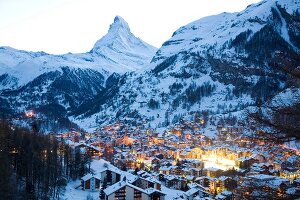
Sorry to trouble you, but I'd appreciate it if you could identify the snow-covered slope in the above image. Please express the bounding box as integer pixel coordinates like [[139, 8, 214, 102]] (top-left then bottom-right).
[[0, 16, 157, 89], [152, 0, 299, 63], [76, 0, 300, 131]]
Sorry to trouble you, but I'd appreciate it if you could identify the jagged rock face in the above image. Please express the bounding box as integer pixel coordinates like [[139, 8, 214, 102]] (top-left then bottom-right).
[[76, 0, 300, 130]]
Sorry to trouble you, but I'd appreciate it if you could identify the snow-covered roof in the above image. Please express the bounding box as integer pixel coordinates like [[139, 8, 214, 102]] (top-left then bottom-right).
[[104, 181, 127, 196], [185, 188, 199, 196], [247, 174, 276, 181], [104, 181, 166, 196], [221, 190, 232, 196], [218, 176, 231, 181], [286, 187, 299, 195], [195, 176, 213, 181], [204, 167, 222, 171], [186, 175, 194, 181], [81, 173, 101, 181], [159, 166, 176, 171]]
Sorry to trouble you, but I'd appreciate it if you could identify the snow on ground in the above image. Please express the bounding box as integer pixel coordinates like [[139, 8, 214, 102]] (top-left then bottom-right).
[[63, 159, 191, 200], [63, 159, 128, 200], [64, 180, 99, 200], [271, 87, 300, 108], [71, 115, 99, 133], [161, 185, 186, 200]]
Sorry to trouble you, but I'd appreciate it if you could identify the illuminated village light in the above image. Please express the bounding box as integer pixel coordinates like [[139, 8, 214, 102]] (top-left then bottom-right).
[[202, 153, 238, 171], [280, 144, 300, 156], [200, 119, 205, 125], [25, 110, 35, 118]]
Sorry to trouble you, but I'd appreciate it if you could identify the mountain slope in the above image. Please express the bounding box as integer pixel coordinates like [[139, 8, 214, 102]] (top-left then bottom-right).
[[77, 0, 300, 131]]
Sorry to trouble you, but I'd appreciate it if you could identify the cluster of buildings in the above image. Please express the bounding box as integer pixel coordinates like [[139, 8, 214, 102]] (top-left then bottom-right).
[[78, 160, 213, 200], [60, 120, 300, 199]]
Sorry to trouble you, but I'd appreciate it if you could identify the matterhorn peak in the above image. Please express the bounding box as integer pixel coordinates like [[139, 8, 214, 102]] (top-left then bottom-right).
[[109, 15, 131, 32], [91, 16, 156, 57], [91, 16, 134, 52]]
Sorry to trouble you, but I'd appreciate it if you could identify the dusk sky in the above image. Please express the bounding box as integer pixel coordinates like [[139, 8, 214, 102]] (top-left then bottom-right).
[[0, 0, 260, 54]]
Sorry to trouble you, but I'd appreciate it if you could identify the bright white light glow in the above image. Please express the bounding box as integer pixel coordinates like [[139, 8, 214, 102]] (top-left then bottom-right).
[[0, 0, 260, 54], [203, 154, 238, 171]]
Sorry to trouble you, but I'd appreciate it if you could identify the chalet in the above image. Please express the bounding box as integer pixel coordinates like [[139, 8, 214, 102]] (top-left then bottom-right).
[[251, 163, 273, 174], [293, 178, 300, 187], [286, 187, 300, 199], [104, 181, 166, 200], [184, 188, 199, 200], [100, 168, 122, 186], [151, 157, 161, 165], [210, 176, 237, 193], [189, 168, 201, 177], [126, 159, 135, 169], [219, 176, 237, 191], [86, 145, 102, 158], [236, 157, 258, 169], [215, 190, 234, 200], [203, 167, 223, 178], [159, 166, 175, 175], [164, 176, 179, 189], [252, 154, 266, 163], [132, 177, 161, 190], [81, 173, 101, 191], [171, 166, 183, 176], [165, 176, 187, 190], [74, 143, 102, 158], [184, 184, 211, 200], [195, 176, 211, 188], [151, 163, 160, 172], [239, 174, 291, 199]]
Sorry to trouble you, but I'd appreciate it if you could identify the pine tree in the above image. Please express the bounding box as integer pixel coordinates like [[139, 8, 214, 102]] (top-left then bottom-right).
[[0, 120, 77, 199]]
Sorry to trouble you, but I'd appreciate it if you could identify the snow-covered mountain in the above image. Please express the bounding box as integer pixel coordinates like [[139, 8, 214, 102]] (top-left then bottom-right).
[[91, 16, 157, 71], [1, 0, 299, 132], [152, 0, 299, 63], [0, 16, 156, 89], [75, 0, 300, 131], [0, 16, 157, 131]]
